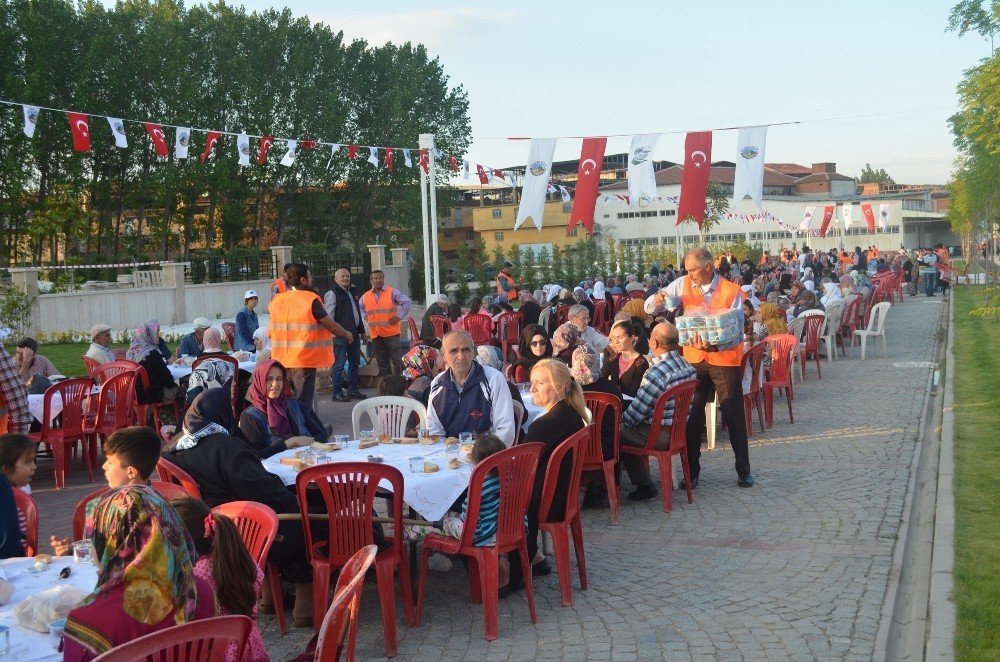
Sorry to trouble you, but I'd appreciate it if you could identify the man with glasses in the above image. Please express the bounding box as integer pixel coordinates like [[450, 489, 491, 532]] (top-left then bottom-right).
[[567, 304, 609, 352]]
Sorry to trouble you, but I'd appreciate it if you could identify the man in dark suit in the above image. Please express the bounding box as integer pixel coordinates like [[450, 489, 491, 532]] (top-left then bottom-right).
[[323, 268, 367, 402]]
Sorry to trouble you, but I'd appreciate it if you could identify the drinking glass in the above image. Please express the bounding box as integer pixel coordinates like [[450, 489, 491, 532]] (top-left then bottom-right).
[[459, 431, 473, 445], [408, 456, 423, 473], [417, 428, 430, 442], [0, 624, 9, 655], [334, 434, 350, 449], [445, 445, 459, 464], [72, 539, 92, 564]]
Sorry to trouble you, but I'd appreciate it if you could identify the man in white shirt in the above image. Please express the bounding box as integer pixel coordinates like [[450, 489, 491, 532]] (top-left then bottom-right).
[[85, 324, 116, 364]]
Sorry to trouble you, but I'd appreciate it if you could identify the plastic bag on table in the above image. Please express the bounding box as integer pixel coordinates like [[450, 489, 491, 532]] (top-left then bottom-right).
[[14, 584, 87, 632]]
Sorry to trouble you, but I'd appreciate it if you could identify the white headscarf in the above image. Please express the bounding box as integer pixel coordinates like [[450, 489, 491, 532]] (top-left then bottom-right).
[[592, 281, 606, 299], [820, 282, 844, 308], [803, 280, 816, 293], [740, 285, 761, 309], [252, 326, 271, 350]]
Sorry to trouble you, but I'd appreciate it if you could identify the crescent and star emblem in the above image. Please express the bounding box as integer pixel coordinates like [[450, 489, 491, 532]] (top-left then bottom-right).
[[581, 158, 597, 175], [690, 150, 707, 167], [75, 120, 89, 137], [262, 138, 272, 150], [153, 128, 164, 141]]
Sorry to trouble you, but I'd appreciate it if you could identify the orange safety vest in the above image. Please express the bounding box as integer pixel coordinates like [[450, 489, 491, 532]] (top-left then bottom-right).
[[497, 272, 518, 301], [680, 276, 745, 367], [272, 277, 288, 295], [268, 289, 333, 369], [361, 286, 401, 339]]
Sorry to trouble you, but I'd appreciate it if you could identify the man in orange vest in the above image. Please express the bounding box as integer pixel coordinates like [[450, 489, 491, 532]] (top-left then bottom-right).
[[268, 263, 353, 406], [496, 261, 519, 302], [645, 247, 754, 488], [270, 262, 291, 298], [359, 269, 411, 378]]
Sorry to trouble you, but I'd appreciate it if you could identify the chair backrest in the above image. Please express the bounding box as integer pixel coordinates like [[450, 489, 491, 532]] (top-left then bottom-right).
[[111, 348, 128, 360], [555, 305, 572, 327], [428, 315, 452, 339], [73, 486, 112, 540], [12, 488, 37, 557], [351, 396, 427, 439], [739, 342, 767, 397], [38, 377, 95, 441], [495, 312, 523, 343], [95, 359, 139, 384], [611, 294, 625, 313], [156, 457, 203, 499], [296, 462, 404, 566], [763, 334, 797, 386], [823, 301, 845, 336], [591, 300, 609, 334], [191, 354, 240, 374], [458, 443, 543, 552], [841, 297, 861, 331], [150, 480, 192, 501], [628, 290, 646, 300], [314, 545, 378, 662], [801, 314, 825, 352], [406, 317, 420, 342], [582, 391, 622, 465], [82, 355, 102, 379], [91, 615, 253, 662], [867, 301, 891, 333], [221, 322, 236, 350], [93, 370, 138, 434], [211, 501, 280, 567], [464, 313, 494, 345], [538, 424, 593, 525], [641, 380, 696, 452]]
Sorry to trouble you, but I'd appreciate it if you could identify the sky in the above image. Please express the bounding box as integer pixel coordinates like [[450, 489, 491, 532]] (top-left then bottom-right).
[[130, 0, 993, 184]]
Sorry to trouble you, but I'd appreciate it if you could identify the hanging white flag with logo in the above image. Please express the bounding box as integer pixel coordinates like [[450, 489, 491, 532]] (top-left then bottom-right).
[[175, 127, 190, 159], [878, 203, 890, 230], [733, 126, 767, 209], [280, 140, 298, 167], [799, 205, 816, 232], [842, 204, 853, 229], [627, 133, 659, 207], [325, 144, 340, 169], [367, 146, 379, 167], [402, 148, 413, 168], [514, 138, 556, 231], [236, 133, 251, 166], [559, 185, 571, 203], [462, 159, 471, 180], [107, 117, 128, 148], [23, 105, 40, 138]]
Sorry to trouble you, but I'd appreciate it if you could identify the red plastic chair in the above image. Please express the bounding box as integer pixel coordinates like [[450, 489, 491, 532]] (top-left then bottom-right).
[[72, 486, 111, 540], [314, 545, 378, 662], [82, 355, 102, 379], [135, 365, 180, 431], [618, 380, 697, 513], [156, 457, 203, 499], [582, 392, 622, 525], [211, 501, 284, 633], [628, 290, 646, 300], [555, 304, 572, 327], [295, 463, 413, 656], [740, 342, 768, 436], [221, 322, 237, 350], [406, 317, 420, 343], [611, 294, 626, 313], [464, 313, 494, 345], [29, 378, 96, 489], [762, 334, 797, 427], [494, 312, 523, 362], [93, 359, 139, 384], [12, 488, 37, 557], [90, 614, 252, 662], [83, 370, 138, 466], [111, 348, 128, 360], [190, 355, 241, 419], [428, 315, 452, 339], [150, 480, 191, 500], [591, 299, 610, 335], [840, 297, 862, 349], [800, 315, 825, 380], [538, 425, 593, 607], [416, 443, 543, 641]]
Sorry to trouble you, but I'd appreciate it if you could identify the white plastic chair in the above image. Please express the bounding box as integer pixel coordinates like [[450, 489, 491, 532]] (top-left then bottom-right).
[[853, 301, 891, 360], [351, 396, 428, 439], [819, 301, 844, 363]]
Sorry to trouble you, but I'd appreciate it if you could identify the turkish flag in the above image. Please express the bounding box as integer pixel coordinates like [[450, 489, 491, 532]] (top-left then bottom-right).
[[568, 137, 607, 234], [258, 136, 274, 165], [861, 203, 876, 233], [385, 147, 394, 172], [418, 149, 429, 173], [144, 122, 168, 157], [347, 144, 359, 159], [200, 131, 220, 163], [676, 131, 713, 227], [300, 140, 317, 150], [476, 164, 489, 185], [450, 155, 458, 173], [67, 112, 90, 152], [819, 205, 836, 237]]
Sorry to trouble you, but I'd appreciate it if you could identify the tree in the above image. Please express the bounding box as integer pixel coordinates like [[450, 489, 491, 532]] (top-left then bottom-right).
[[679, 181, 730, 244], [858, 163, 896, 185]]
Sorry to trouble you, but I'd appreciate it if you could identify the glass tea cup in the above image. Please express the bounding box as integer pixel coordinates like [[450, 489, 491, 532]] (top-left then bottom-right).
[[72, 539, 92, 564]]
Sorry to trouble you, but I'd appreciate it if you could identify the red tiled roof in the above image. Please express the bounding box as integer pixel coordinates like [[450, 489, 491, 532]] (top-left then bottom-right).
[[766, 163, 812, 175], [794, 172, 856, 184], [600, 165, 797, 190]]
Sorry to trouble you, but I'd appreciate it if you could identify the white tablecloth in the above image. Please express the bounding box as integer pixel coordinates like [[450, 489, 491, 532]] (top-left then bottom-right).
[[167, 360, 256, 381], [263, 442, 472, 522], [0, 557, 98, 662], [27, 394, 62, 424]]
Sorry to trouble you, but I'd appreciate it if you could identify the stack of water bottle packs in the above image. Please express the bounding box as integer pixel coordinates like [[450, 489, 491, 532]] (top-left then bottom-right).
[[676, 307, 743, 346]]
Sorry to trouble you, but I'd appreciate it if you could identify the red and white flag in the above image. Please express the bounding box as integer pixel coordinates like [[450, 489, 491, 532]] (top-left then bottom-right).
[[476, 164, 489, 185], [568, 137, 606, 234], [450, 155, 458, 173], [385, 147, 394, 172], [67, 112, 90, 152], [200, 131, 220, 163], [418, 149, 429, 173], [861, 203, 876, 233], [144, 123, 168, 157], [347, 144, 359, 159], [300, 140, 317, 150], [819, 205, 836, 237], [259, 136, 274, 164], [676, 131, 713, 227]]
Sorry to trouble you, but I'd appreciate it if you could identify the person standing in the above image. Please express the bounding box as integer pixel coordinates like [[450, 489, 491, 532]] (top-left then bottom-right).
[[645, 247, 753, 488], [359, 270, 410, 379], [269, 263, 352, 406], [271, 263, 291, 298], [323, 268, 367, 402], [234, 290, 259, 352], [496, 261, 520, 302], [85, 324, 116, 364], [919, 248, 939, 297]]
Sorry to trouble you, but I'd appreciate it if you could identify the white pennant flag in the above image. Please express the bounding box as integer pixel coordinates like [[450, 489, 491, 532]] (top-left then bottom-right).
[[280, 140, 298, 167], [559, 185, 571, 203], [878, 203, 890, 230], [107, 117, 128, 148], [799, 205, 816, 232], [547, 184, 557, 194], [325, 143, 340, 169], [626, 133, 660, 207], [402, 148, 413, 168], [514, 138, 556, 231], [236, 133, 251, 166], [733, 126, 767, 209], [842, 204, 854, 229], [175, 127, 191, 159], [462, 160, 471, 180], [367, 146, 379, 167], [23, 105, 40, 138]]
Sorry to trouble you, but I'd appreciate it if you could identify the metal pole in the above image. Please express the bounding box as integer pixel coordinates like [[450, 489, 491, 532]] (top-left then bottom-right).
[[418, 134, 433, 307], [426, 135, 442, 297]]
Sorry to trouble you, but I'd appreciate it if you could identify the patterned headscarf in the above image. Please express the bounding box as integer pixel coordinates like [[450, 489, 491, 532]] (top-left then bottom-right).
[[519, 290, 537, 304], [201, 327, 223, 353], [839, 274, 857, 296], [172, 388, 235, 451], [402, 344, 439, 382], [551, 322, 581, 354], [126, 319, 160, 363], [759, 303, 788, 336], [79, 484, 199, 626], [248, 359, 291, 434], [570, 345, 600, 385]]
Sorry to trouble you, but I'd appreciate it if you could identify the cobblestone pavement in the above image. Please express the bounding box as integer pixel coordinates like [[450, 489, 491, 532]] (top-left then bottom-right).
[[30, 296, 946, 661]]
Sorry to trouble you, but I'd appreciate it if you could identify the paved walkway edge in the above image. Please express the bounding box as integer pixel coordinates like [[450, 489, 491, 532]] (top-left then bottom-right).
[[927, 293, 956, 659]]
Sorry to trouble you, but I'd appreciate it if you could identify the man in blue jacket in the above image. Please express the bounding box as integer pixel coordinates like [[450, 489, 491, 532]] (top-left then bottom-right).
[[323, 268, 367, 402], [234, 289, 259, 352]]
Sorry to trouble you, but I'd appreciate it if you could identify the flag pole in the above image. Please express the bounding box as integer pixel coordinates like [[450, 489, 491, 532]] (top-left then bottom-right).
[[419, 134, 434, 306], [427, 135, 442, 297]]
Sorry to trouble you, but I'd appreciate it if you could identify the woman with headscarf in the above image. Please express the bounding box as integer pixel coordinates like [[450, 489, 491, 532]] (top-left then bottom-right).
[[510, 324, 552, 383], [793, 290, 825, 318], [570, 344, 621, 510], [518, 290, 541, 327], [572, 286, 594, 318], [820, 281, 844, 309], [126, 319, 178, 407], [163, 388, 316, 626], [252, 326, 271, 361], [239, 359, 328, 458], [62, 485, 216, 660], [401, 344, 444, 405], [839, 274, 857, 297], [759, 302, 789, 337], [550, 321, 582, 362]]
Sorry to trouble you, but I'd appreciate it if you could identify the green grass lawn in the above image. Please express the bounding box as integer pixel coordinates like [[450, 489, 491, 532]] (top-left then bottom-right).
[[28, 342, 176, 377], [952, 286, 1000, 660]]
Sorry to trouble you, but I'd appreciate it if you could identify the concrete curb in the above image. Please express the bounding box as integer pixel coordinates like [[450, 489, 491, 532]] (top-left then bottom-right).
[[927, 293, 956, 659]]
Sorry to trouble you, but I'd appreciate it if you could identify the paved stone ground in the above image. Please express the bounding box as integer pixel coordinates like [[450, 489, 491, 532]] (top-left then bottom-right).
[[29, 296, 946, 661]]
